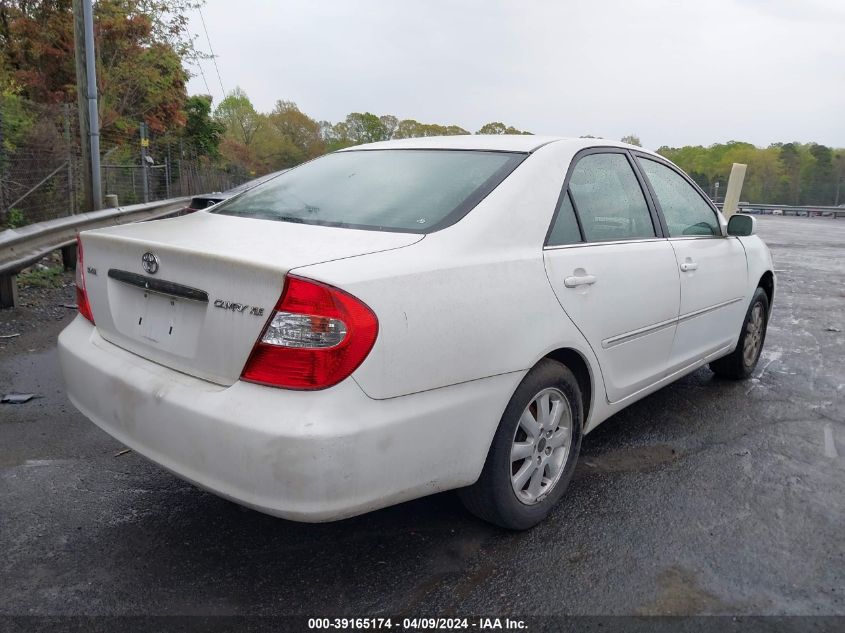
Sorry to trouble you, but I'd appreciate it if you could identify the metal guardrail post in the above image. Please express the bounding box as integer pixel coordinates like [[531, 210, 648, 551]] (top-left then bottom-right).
[[61, 244, 77, 271], [0, 271, 17, 308]]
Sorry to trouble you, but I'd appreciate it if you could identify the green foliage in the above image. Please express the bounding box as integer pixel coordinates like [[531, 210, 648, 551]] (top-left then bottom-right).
[[394, 119, 468, 139], [184, 94, 224, 158], [205, 87, 842, 206], [260, 100, 324, 168], [17, 264, 65, 288], [344, 112, 389, 144], [5, 208, 26, 229], [620, 134, 641, 147], [476, 121, 532, 135], [0, 92, 36, 151], [658, 141, 845, 205], [215, 87, 263, 147], [0, 0, 192, 133]]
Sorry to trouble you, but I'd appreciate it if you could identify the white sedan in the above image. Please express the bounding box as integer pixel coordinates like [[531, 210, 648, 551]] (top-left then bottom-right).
[[59, 136, 774, 529]]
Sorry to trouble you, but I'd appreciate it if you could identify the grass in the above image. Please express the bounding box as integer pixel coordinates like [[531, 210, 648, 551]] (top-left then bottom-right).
[[18, 265, 67, 289]]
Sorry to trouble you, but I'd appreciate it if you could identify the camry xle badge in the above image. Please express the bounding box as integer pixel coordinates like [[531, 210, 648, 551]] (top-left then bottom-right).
[[141, 252, 159, 275], [214, 299, 265, 317]]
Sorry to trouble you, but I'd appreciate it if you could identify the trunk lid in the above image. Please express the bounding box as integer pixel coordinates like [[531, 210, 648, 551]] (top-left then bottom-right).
[[81, 211, 422, 385]]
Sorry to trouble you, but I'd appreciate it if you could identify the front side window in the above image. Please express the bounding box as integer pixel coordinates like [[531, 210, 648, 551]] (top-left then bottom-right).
[[568, 153, 655, 242], [212, 149, 525, 233], [637, 158, 720, 237]]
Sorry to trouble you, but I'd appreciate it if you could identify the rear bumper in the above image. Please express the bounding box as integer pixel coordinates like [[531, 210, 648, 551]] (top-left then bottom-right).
[[58, 316, 522, 521]]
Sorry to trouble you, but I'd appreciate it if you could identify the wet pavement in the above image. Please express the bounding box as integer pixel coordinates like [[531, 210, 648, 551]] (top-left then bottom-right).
[[1, 215, 843, 618]]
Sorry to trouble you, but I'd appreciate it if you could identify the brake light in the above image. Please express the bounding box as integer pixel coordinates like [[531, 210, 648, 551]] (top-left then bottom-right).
[[241, 275, 378, 390], [75, 235, 95, 324]]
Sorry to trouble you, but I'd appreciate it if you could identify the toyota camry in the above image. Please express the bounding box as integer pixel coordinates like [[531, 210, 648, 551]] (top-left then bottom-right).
[[58, 135, 774, 529]]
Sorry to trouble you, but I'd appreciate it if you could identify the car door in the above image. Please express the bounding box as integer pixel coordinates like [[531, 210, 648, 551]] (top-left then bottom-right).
[[543, 149, 680, 404], [634, 155, 748, 373]]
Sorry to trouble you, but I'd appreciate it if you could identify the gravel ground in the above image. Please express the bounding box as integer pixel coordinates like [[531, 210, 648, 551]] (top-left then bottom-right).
[[0, 253, 77, 352], [0, 216, 843, 627]]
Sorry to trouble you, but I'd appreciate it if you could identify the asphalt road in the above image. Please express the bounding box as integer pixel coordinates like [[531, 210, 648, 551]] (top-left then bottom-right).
[[1, 216, 843, 619]]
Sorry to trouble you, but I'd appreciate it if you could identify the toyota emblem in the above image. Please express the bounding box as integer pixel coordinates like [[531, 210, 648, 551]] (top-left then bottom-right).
[[141, 251, 159, 275]]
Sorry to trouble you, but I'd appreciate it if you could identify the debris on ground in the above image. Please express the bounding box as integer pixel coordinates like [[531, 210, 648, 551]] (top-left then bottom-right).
[[1, 393, 39, 404], [0, 333, 21, 339], [825, 326, 841, 332], [60, 304, 78, 310], [114, 448, 132, 457]]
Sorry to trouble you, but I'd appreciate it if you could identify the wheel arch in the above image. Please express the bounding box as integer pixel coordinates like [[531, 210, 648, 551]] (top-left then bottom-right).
[[758, 270, 775, 312], [542, 347, 593, 430]]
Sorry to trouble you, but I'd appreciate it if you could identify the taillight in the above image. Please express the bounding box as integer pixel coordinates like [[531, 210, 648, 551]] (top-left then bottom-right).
[[241, 275, 378, 390], [75, 235, 95, 324]]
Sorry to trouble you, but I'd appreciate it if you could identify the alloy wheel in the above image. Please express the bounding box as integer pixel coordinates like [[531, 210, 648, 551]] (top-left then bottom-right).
[[510, 387, 573, 505]]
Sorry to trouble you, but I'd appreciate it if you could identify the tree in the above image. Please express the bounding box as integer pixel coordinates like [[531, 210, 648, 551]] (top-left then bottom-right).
[[344, 112, 388, 144], [183, 94, 224, 158], [476, 121, 531, 135], [319, 120, 354, 152], [0, 0, 195, 133], [778, 143, 802, 205], [263, 100, 324, 167], [215, 87, 262, 147], [834, 151, 845, 205], [379, 114, 398, 140], [620, 134, 641, 147], [394, 119, 468, 139], [806, 143, 834, 204]]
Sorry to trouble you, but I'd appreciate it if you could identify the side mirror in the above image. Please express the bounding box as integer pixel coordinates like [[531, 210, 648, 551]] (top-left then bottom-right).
[[727, 214, 756, 236]]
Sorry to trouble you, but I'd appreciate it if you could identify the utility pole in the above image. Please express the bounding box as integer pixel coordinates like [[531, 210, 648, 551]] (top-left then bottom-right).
[[140, 122, 150, 203], [72, 0, 102, 211], [63, 103, 75, 215]]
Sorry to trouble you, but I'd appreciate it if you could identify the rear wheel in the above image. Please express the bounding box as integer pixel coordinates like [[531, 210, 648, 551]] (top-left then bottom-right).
[[709, 287, 770, 380], [459, 359, 583, 530]]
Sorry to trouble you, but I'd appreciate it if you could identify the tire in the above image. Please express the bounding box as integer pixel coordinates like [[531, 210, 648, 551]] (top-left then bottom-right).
[[709, 287, 770, 380], [459, 359, 583, 530]]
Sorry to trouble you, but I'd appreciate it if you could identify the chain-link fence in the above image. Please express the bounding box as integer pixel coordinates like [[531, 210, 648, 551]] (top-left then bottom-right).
[[0, 95, 249, 229]]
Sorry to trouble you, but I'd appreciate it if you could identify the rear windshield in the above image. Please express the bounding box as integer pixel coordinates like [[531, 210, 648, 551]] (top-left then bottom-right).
[[211, 149, 525, 233]]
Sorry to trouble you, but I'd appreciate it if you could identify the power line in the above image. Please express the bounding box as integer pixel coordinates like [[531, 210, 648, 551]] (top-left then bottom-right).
[[198, 7, 226, 100], [196, 59, 212, 96], [180, 20, 212, 97]]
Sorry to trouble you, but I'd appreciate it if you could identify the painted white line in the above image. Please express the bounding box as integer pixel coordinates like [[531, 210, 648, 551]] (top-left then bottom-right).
[[823, 423, 839, 459]]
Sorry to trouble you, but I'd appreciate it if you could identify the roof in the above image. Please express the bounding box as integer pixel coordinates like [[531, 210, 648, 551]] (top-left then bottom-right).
[[341, 135, 647, 154], [340, 135, 559, 153]]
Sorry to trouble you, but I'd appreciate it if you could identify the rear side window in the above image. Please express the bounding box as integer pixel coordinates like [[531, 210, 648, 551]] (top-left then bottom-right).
[[568, 153, 655, 242], [548, 191, 583, 245], [637, 158, 720, 237], [212, 149, 525, 233]]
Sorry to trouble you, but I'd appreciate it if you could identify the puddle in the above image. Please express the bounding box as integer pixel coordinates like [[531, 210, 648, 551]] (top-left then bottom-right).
[[638, 567, 733, 615], [576, 444, 680, 478]]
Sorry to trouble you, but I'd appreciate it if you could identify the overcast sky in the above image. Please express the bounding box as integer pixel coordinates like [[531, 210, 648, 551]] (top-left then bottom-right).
[[187, 0, 845, 149]]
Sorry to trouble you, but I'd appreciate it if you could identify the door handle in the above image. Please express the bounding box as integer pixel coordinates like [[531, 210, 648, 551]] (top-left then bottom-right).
[[564, 274, 597, 288], [680, 260, 699, 272]]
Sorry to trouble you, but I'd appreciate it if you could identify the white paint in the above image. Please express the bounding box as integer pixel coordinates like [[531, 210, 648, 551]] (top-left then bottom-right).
[[59, 136, 777, 521], [721, 163, 748, 219]]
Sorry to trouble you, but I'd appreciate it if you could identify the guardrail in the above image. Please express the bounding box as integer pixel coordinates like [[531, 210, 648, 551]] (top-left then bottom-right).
[[0, 197, 190, 308], [717, 202, 845, 218]]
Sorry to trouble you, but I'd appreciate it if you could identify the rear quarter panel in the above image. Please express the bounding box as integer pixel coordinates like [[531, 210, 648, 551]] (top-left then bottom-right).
[[294, 141, 602, 402]]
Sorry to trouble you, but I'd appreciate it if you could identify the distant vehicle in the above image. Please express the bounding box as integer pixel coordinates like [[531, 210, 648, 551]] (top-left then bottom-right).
[[184, 170, 287, 212], [60, 136, 775, 530], [772, 209, 783, 215]]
